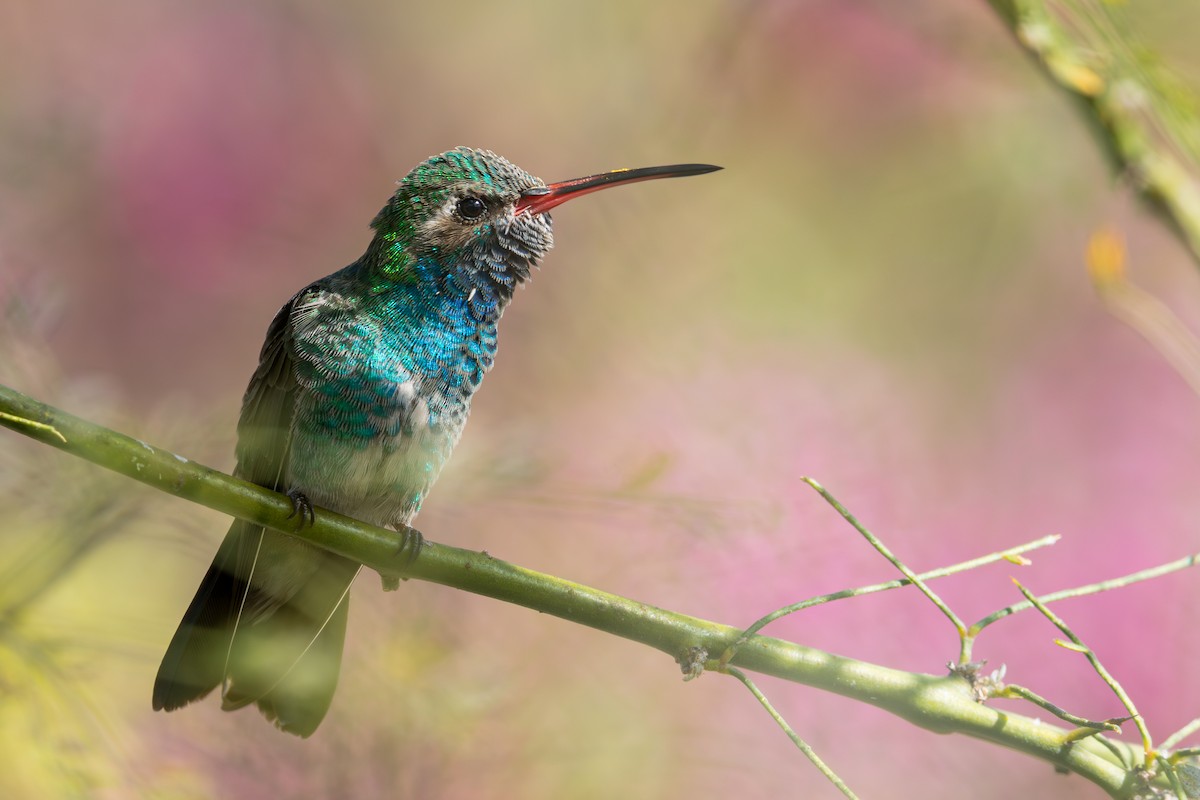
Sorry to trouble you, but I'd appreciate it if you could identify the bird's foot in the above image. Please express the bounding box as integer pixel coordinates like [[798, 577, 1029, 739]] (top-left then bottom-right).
[[286, 489, 315, 528], [380, 526, 425, 591], [397, 526, 425, 565]]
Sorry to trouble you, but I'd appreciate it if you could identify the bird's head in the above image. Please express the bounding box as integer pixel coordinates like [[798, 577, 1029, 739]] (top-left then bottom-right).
[[369, 147, 719, 314]]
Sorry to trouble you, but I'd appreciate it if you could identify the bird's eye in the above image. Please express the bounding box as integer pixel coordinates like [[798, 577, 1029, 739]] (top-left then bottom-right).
[[456, 196, 487, 220]]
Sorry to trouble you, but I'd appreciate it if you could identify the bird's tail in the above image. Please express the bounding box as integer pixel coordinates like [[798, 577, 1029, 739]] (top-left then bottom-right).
[[152, 519, 359, 737]]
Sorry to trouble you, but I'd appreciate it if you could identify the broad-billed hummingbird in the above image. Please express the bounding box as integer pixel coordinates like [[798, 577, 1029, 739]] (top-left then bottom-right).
[[152, 147, 720, 736]]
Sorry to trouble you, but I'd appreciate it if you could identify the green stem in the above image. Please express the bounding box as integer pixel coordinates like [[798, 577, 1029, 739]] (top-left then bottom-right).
[[726, 667, 858, 798], [0, 381, 1148, 796]]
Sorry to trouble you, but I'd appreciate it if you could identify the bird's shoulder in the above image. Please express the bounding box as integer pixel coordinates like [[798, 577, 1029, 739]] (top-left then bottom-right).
[[234, 291, 303, 486], [233, 273, 358, 478]]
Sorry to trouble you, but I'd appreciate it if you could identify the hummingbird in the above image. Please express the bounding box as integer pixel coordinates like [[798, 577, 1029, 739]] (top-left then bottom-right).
[[151, 147, 720, 736]]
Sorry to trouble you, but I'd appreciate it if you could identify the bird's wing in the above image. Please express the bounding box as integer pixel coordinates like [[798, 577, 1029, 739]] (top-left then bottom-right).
[[154, 290, 358, 737], [228, 287, 371, 736], [153, 295, 302, 715], [234, 295, 300, 491]]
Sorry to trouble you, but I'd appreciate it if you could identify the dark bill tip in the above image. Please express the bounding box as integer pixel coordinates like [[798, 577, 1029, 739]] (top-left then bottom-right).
[[516, 163, 722, 215]]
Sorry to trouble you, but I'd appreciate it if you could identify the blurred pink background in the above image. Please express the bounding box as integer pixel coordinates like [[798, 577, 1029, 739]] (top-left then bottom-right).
[[3, 1, 1200, 797]]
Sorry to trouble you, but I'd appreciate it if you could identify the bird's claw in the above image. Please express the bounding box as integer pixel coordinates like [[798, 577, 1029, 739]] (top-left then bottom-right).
[[286, 490, 315, 528], [380, 527, 424, 590], [397, 526, 424, 565]]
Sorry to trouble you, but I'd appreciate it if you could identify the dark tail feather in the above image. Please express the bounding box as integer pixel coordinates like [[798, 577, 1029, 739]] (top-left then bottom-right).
[[219, 551, 355, 737], [153, 521, 249, 713], [153, 520, 359, 737]]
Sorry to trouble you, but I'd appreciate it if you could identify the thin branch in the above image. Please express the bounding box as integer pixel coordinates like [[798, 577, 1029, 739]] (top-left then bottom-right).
[[968, 554, 1200, 644], [1168, 747, 1200, 762], [721, 534, 1057, 665], [1014, 579, 1154, 761], [725, 666, 858, 798], [1161, 762, 1190, 800], [0, 382, 1159, 796], [801, 477, 969, 653], [1164, 718, 1200, 753], [998, 684, 1125, 733]]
